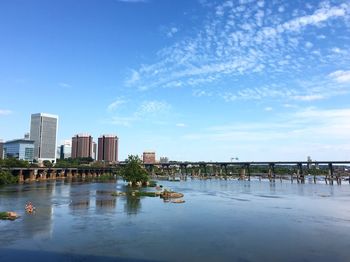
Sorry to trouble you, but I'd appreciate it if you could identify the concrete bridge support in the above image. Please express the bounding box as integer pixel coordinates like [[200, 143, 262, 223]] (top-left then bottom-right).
[[18, 169, 24, 183], [268, 163, 275, 180], [328, 163, 334, 185], [240, 167, 246, 179], [29, 170, 35, 182], [58, 170, 65, 179], [49, 170, 56, 180], [297, 163, 304, 183]]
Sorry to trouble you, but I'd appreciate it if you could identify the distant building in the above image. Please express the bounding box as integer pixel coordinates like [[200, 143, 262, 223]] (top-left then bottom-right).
[[24, 133, 30, 140], [3, 139, 35, 162], [58, 140, 72, 159], [159, 157, 169, 163], [71, 134, 93, 159], [98, 135, 119, 163], [0, 140, 4, 159], [92, 142, 97, 161], [30, 113, 58, 163], [143, 151, 156, 164]]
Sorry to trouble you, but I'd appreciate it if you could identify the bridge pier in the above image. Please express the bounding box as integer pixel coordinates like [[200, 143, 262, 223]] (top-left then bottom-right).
[[57, 170, 63, 179], [49, 170, 56, 180], [297, 163, 304, 183], [328, 163, 334, 185], [18, 169, 24, 183], [29, 170, 35, 182], [224, 164, 228, 176], [268, 163, 275, 180]]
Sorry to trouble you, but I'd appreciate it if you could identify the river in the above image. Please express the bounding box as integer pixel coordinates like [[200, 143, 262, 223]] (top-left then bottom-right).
[[0, 178, 350, 261]]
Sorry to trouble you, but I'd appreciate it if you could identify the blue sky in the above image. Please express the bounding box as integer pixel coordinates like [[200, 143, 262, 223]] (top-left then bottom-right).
[[0, 0, 350, 161]]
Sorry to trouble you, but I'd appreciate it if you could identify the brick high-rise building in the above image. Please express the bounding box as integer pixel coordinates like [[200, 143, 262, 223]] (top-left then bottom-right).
[[98, 135, 118, 163], [71, 134, 93, 159], [143, 151, 156, 164]]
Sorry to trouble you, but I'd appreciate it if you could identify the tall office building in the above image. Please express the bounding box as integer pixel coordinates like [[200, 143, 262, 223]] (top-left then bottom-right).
[[143, 151, 156, 164], [92, 142, 97, 161], [30, 113, 58, 163], [98, 135, 118, 163], [71, 134, 93, 158], [0, 140, 4, 159]]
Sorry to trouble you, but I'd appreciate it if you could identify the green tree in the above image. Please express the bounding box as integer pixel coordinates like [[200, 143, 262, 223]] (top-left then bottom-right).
[[0, 170, 18, 185], [43, 160, 53, 168], [121, 155, 149, 186], [0, 158, 29, 168]]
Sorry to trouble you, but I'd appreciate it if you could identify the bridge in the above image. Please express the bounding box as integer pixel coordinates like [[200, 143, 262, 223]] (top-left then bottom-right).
[[2, 160, 350, 184]]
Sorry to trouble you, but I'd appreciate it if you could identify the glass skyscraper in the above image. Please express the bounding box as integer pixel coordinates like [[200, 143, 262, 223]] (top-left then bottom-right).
[[30, 113, 58, 163]]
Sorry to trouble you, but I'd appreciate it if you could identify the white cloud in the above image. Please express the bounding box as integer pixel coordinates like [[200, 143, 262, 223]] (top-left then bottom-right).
[[329, 70, 350, 83], [167, 27, 179, 38], [107, 100, 172, 126], [110, 116, 136, 126], [58, 82, 72, 88], [293, 94, 325, 101], [125, 1, 350, 94], [305, 41, 313, 48], [264, 107, 273, 111], [107, 98, 127, 111], [193, 89, 212, 97], [280, 4, 348, 32], [125, 70, 140, 87], [176, 123, 186, 127], [137, 101, 171, 115], [0, 109, 12, 116]]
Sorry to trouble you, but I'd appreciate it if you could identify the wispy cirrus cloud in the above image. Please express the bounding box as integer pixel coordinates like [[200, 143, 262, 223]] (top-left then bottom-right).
[[0, 109, 12, 116], [176, 123, 186, 127], [167, 27, 179, 38], [107, 98, 127, 111], [107, 100, 171, 126], [136, 100, 171, 115], [125, 0, 350, 102], [329, 70, 350, 83], [58, 82, 72, 88]]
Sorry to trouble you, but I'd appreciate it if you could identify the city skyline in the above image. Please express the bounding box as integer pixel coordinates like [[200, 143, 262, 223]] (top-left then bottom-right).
[[1, 0, 350, 161]]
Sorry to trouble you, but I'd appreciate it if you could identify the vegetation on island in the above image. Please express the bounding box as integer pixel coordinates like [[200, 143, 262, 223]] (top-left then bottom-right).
[[121, 155, 149, 186], [0, 212, 10, 219], [0, 211, 19, 220]]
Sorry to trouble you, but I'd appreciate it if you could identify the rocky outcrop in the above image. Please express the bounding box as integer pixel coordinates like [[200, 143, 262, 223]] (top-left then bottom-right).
[[160, 191, 184, 199]]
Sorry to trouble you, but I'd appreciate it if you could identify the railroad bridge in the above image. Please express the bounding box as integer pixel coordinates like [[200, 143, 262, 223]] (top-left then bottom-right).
[[5, 167, 117, 183], [3, 160, 350, 184]]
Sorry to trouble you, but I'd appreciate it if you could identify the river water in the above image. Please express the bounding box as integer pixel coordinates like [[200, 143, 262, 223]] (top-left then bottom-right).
[[0, 178, 350, 262]]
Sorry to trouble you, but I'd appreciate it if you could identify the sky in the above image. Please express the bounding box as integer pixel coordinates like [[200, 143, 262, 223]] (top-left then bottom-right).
[[0, 0, 350, 162]]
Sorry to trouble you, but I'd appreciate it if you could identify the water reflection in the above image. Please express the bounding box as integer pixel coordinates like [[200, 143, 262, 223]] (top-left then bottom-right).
[[124, 196, 141, 215], [1, 179, 350, 262], [96, 190, 116, 209]]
